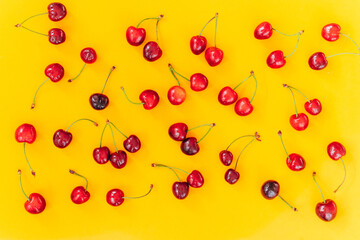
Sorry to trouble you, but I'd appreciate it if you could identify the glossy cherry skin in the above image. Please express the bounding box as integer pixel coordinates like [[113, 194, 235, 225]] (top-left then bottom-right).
[[225, 169, 240, 184], [261, 180, 279, 199], [218, 86, 238, 105], [190, 73, 208, 91], [205, 47, 224, 67], [305, 99, 322, 115], [168, 123, 188, 141], [89, 94, 109, 110], [25, 193, 46, 214], [53, 129, 72, 148], [309, 52, 328, 70], [290, 113, 309, 131], [219, 150, 233, 166], [316, 199, 337, 222], [123, 135, 141, 153], [106, 189, 124, 206], [286, 153, 306, 171], [190, 36, 207, 55], [15, 124, 36, 144], [48, 3, 67, 21], [267, 50, 286, 68], [187, 170, 204, 188], [126, 26, 146, 46], [168, 86, 186, 105], [181, 137, 199, 155], [93, 147, 110, 164], [235, 97, 253, 116], [45, 63, 64, 82], [322, 24, 341, 42], [254, 22, 273, 39], [139, 90, 159, 110], [110, 151, 127, 169], [327, 142, 346, 160], [81, 48, 97, 64], [71, 186, 90, 204], [48, 28, 65, 45], [143, 41, 162, 62], [172, 182, 189, 200]]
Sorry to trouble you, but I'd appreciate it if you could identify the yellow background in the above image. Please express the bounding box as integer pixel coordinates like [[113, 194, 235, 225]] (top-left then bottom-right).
[[0, 0, 360, 239]]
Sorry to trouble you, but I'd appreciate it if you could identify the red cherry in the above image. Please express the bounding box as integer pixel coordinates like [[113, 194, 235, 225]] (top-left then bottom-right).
[[167, 86, 186, 105], [168, 123, 188, 141], [187, 170, 204, 188], [190, 73, 208, 91], [143, 41, 162, 62], [218, 86, 238, 105], [18, 170, 45, 214], [327, 142, 346, 160], [205, 47, 224, 67], [290, 113, 309, 131], [224, 169, 240, 184], [110, 151, 127, 169], [190, 36, 207, 55], [123, 135, 141, 153], [45, 63, 64, 82], [309, 52, 328, 70], [15, 124, 36, 144], [81, 48, 97, 64], [139, 90, 160, 109], [322, 24, 341, 42], [267, 50, 286, 68], [53, 130, 72, 148], [48, 3, 67, 21], [172, 182, 189, 200], [126, 26, 146, 46], [71, 186, 90, 204], [261, 180, 297, 211], [234, 97, 253, 116], [278, 130, 306, 171], [181, 137, 199, 156], [93, 147, 110, 164], [219, 150, 233, 166], [254, 22, 273, 39], [316, 199, 337, 222], [305, 99, 322, 115], [48, 28, 65, 45], [106, 189, 124, 206]]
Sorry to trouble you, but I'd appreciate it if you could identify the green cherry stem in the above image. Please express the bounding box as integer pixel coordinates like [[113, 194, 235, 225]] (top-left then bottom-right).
[[18, 170, 30, 201], [99, 123, 109, 147], [283, 84, 310, 103], [284, 31, 304, 58], [107, 121, 128, 139], [214, 13, 219, 48], [101, 66, 116, 94], [233, 73, 252, 91], [136, 15, 163, 28], [326, 52, 360, 59], [278, 131, 290, 160], [65, 119, 98, 132], [340, 32, 360, 54], [122, 184, 153, 199], [195, 123, 216, 144], [168, 64, 180, 86], [68, 63, 87, 82], [199, 13, 217, 37], [121, 87, 145, 105], [69, 169, 89, 192], [234, 137, 257, 170], [277, 195, 298, 211], [284, 85, 298, 118], [226, 132, 260, 151], [250, 71, 257, 103], [155, 15, 164, 44], [168, 64, 190, 83], [16, 12, 48, 27], [23, 143, 35, 176], [152, 164, 181, 182], [313, 172, 326, 203], [31, 78, 50, 109], [272, 28, 301, 37], [152, 163, 190, 175], [108, 124, 118, 153], [334, 157, 347, 193]]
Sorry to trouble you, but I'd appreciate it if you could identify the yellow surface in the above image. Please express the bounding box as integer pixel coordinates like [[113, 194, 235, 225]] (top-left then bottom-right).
[[1, 0, 360, 239]]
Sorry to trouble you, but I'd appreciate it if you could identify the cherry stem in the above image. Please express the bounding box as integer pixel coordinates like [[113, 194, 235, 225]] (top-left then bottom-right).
[[18, 170, 30, 202], [69, 169, 88, 192], [283, 84, 310, 103], [31, 78, 50, 109], [168, 64, 180, 86], [16, 12, 48, 27], [107, 121, 128, 139], [278, 130, 290, 160], [199, 13, 217, 36], [152, 163, 181, 181], [234, 137, 256, 170], [152, 163, 190, 175], [68, 63, 87, 82], [226, 133, 260, 150], [285, 31, 303, 58], [99, 123, 109, 147], [121, 87, 145, 105], [107, 124, 118, 153], [340, 32, 360, 54], [313, 172, 326, 203], [326, 52, 360, 59], [23, 143, 35, 176], [155, 15, 164, 44], [101, 66, 116, 94], [122, 184, 153, 199], [16, 25, 48, 37], [233, 73, 252, 90], [249, 71, 257, 103], [168, 64, 190, 83], [334, 157, 346, 193], [136, 15, 163, 28], [196, 123, 216, 144], [65, 119, 98, 132], [285, 86, 298, 118], [272, 28, 301, 37], [277, 195, 298, 211], [214, 13, 219, 48]]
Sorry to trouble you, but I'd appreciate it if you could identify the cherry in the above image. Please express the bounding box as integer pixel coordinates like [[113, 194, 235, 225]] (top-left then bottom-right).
[[15, 124, 36, 176], [168, 123, 188, 142], [68, 48, 97, 82], [48, 3, 67, 21], [278, 130, 305, 171], [218, 87, 238, 105], [121, 87, 159, 110], [313, 172, 337, 221], [69, 169, 90, 204], [261, 180, 297, 211], [180, 123, 215, 156], [106, 184, 153, 206], [224, 169, 240, 184], [254, 22, 273, 39], [168, 86, 186, 105], [284, 85, 309, 131], [53, 119, 98, 148], [235, 98, 253, 116], [327, 142, 347, 193], [205, 47, 223, 67], [172, 182, 189, 200], [107, 120, 141, 153], [89, 66, 116, 110], [126, 15, 163, 46], [190, 14, 218, 55], [106, 121, 128, 169], [93, 124, 111, 164], [322, 24, 341, 42], [143, 16, 163, 62], [18, 170, 46, 214], [48, 28, 66, 44], [308, 52, 328, 70]]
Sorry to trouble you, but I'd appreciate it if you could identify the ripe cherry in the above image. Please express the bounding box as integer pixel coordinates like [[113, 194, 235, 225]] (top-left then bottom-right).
[[48, 3, 67, 21], [121, 87, 160, 110], [106, 185, 153, 206], [322, 24, 341, 42], [68, 48, 97, 82], [234, 72, 258, 116], [15, 124, 36, 176], [48, 28, 66, 44], [69, 169, 90, 204], [53, 119, 98, 148], [108, 120, 141, 153], [143, 16, 164, 62], [31, 63, 64, 109], [313, 172, 337, 221], [89, 66, 116, 110], [203, 13, 224, 67], [180, 123, 215, 156], [107, 122, 128, 169], [169, 123, 188, 141], [168, 86, 186, 105], [261, 180, 297, 211], [278, 130, 305, 171], [172, 182, 189, 200], [190, 13, 218, 55], [18, 170, 46, 214], [93, 124, 111, 164], [284, 85, 309, 131], [327, 142, 347, 193], [126, 15, 163, 46], [308, 52, 328, 70], [224, 169, 240, 184], [254, 22, 273, 39]]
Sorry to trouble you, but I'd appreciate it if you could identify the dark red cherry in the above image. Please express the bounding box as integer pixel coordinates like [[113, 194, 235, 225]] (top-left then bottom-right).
[[305, 99, 322, 115], [81, 48, 97, 64], [45, 63, 64, 82], [190, 36, 207, 55], [261, 180, 279, 199], [254, 22, 273, 39], [187, 170, 204, 188], [139, 90, 159, 109], [25, 193, 46, 214], [126, 26, 146, 46], [110, 151, 127, 169], [225, 169, 240, 184], [290, 113, 309, 131], [71, 186, 90, 204], [89, 94, 109, 110], [169, 123, 188, 142], [267, 50, 286, 68], [219, 150, 233, 166], [309, 52, 328, 70], [234, 97, 253, 116], [327, 142, 346, 160], [48, 28, 65, 45], [143, 41, 162, 62], [190, 73, 208, 91], [205, 47, 224, 67], [218, 86, 238, 105], [48, 3, 67, 22], [167, 86, 186, 105], [287, 153, 306, 171], [93, 147, 110, 164], [181, 137, 199, 155], [15, 124, 36, 144], [106, 189, 124, 206], [316, 199, 337, 222], [123, 135, 141, 153], [53, 129, 72, 148], [172, 182, 189, 200], [322, 24, 341, 42]]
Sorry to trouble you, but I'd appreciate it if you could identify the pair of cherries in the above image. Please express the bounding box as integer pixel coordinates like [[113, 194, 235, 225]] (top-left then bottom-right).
[[152, 164, 204, 200], [168, 122, 215, 156], [309, 23, 360, 70], [126, 15, 164, 62], [167, 64, 208, 105], [16, 2, 67, 45], [255, 22, 304, 68], [190, 13, 224, 67], [218, 71, 258, 116]]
